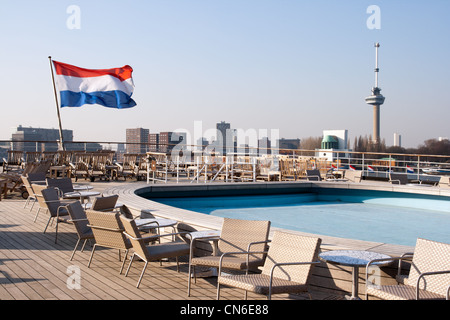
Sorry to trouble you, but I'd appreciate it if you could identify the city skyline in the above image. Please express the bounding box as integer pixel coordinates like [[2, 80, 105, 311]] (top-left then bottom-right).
[[1, 1, 449, 148]]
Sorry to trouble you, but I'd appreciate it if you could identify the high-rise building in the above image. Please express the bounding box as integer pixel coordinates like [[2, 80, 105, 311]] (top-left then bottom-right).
[[394, 133, 402, 147], [11, 125, 74, 152], [126, 128, 149, 153], [278, 138, 300, 154], [258, 137, 271, 155], [216, 121, 231, 155], [149, 133, 159, 152], [159, 132, 186, 154]]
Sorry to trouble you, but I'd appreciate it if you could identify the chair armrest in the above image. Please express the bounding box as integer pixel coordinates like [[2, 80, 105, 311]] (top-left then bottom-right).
[[68, 218, 88, 223], [397, 252, 414, 276], [416, 270, 450, 300], [247, 240, 271, 252], [123, 231, 189, 241], [267, 261, 320, 299], [87, 224, 123, 232]]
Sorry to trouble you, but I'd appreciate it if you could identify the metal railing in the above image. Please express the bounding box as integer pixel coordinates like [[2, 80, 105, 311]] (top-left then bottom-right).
[[1, 140, 449, 185]]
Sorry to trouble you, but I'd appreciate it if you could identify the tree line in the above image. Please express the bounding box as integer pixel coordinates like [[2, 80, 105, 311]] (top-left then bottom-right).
[[301, 135, 450, 157]]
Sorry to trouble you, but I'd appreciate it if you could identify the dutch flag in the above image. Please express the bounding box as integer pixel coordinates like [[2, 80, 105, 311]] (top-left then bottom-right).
[[52, 60, 136, 109], [349, 165, 356, 171], [406, 165, 414, 173], [367, 165, 374, 172]]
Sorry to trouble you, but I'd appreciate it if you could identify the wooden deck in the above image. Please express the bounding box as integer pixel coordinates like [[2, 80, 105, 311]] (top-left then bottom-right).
[[0, 182, 344, 301], [1, 178, 429, 303]]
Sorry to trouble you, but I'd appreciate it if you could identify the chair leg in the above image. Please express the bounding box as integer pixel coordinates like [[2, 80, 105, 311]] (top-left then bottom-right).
[[43, 217, 52, 233], [119, 249, 129, 274], [80, 239, 88, 252], [34, 208, 41, 222], [136, 261, 149, 288], [70, 238, 81, 261], [54, 219, 59, 243], [24, 197, 30, 208], [87, 244, 97, 268], [187, 262, 192, 296], [125, 253, 135, 277], [216, 282, 221, 300]]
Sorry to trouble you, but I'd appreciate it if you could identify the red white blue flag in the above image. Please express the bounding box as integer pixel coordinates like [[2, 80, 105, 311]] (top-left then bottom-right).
[[52, 60, 136, 109], [406, 165, 414, 173]]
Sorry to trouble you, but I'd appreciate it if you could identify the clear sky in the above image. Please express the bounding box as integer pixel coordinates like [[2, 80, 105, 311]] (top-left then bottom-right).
[[0, 0, 449, 148]]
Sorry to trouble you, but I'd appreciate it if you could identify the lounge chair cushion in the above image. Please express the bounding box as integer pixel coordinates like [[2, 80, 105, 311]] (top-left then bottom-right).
[[366, 284, 445, 300], [147, 242, 190, 262], [218, 273, 308, 295], [191, 255, 264, 270]]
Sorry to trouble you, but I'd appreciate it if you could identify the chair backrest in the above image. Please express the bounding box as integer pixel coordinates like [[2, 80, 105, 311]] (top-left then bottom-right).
[[91, 195, 119, 211], [119, 204, 134, 219], [46, 177, 74, 193], [66, 201, 91, 236], [262, 231, 321, 284], [439, 176, 450, 187], [406, 238, 450, 296], [217, 218, 270, 260], [32, 184, 49, 208], [344, 170, 362, 182], [119, 215, 150, 261], [41, 187, 64, 217], [27, 172, 47, 182], [306, 169, 322, 181], [389, 173, 408, 185], [85, 210, 130, 250], [21, 175, 34, 196]]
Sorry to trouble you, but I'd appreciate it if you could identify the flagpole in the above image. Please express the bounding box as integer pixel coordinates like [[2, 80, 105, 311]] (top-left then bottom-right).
[[48, 56, 65, 151]]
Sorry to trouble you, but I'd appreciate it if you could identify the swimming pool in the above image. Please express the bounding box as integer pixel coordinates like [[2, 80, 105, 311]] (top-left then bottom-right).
[[143, 187, 450, 247]]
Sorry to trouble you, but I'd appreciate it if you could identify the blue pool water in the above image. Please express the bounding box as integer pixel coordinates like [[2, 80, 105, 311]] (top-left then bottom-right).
[[148, 190, 450, 247]]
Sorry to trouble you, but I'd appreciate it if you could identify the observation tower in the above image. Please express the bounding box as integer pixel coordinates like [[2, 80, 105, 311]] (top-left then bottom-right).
[[365, 43, 385, 144]]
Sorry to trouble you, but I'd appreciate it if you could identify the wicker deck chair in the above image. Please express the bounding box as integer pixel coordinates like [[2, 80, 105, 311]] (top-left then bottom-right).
[[389, 173, 409, 185], [34, 187, 76, 243], [343, 170, 362, 183], [21, 175, 38, 211], [365, 238, 450, 300], [187, 218, 271, 297], [306, 169, 322, 181], [120, 214, 190, 288], [216, 231, 321, 300], [85, 210, 131, 274], [46, 177, 74, 196], [65, 201, 94, 261]]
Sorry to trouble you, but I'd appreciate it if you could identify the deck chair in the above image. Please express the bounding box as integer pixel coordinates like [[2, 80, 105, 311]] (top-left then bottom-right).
[[344, 170, 362, 183], [65, 201, 95, 261], [217, 231, 321, 300], [120, 214, 190, 288], [46, 177, 75, 196], [187, 218, 271, 296], [306, 169, 322, 181], [85, 210, 132, 274], [21, 175, 38, 211], [438, 176, 450, 188], [22, 173, 46, 209], [35, 187, 76, 243], [365, 238, 450, 300], [389, 173, 409, 185]]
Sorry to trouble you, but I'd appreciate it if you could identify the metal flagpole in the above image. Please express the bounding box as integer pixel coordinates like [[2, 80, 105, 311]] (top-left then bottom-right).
[[48, 56, 65, 151]]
